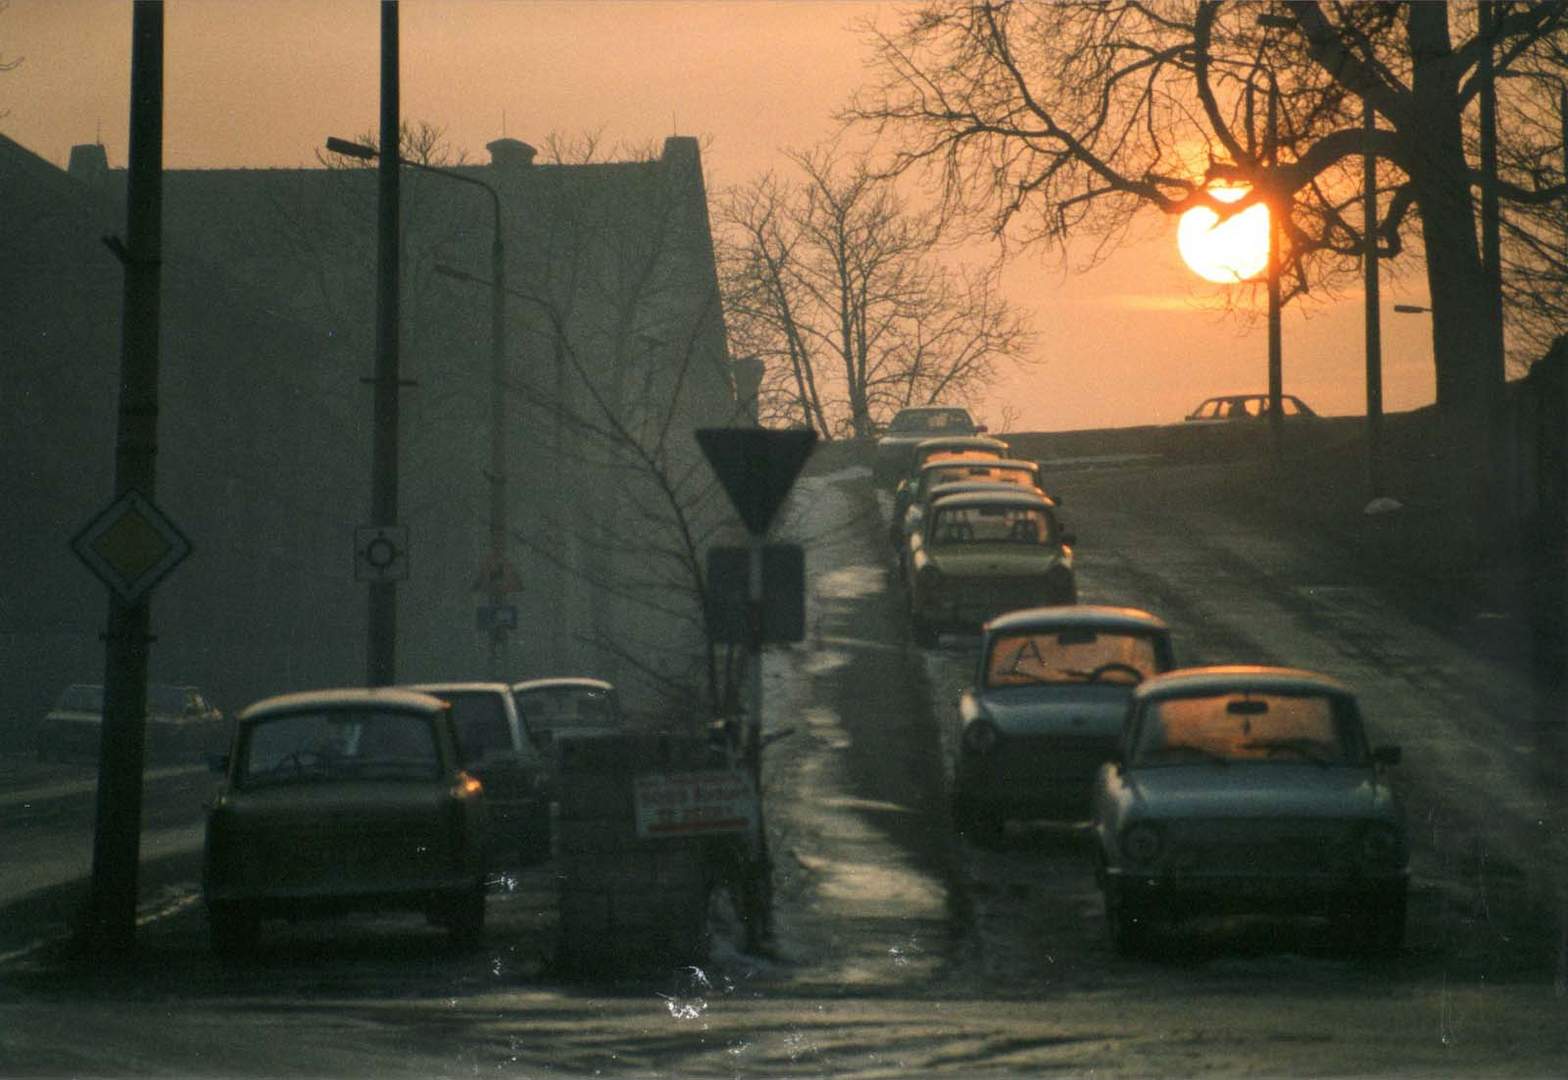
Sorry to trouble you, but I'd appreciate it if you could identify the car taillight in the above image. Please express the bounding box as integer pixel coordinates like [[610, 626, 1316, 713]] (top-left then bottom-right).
[[1120, 822, 1163, 867], [962, 718, 999, 756], [450, 772, 483, 799]]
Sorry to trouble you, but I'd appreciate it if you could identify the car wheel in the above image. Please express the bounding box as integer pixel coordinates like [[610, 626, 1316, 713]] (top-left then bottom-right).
[[444, 884, 487, 947], [1104, 888, 1155, 957], [208, 902, 260, 957], [952, 798, 1004, 849], [1340, 885, 1406, 957]]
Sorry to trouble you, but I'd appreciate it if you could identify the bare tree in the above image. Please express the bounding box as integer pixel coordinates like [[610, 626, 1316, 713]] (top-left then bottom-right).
[[849, 1, 1568, 541], [717, 144, 1035, 439]]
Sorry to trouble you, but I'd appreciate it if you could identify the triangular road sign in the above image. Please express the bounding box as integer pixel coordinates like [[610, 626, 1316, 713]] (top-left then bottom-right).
[[696, 427, 818, 535]]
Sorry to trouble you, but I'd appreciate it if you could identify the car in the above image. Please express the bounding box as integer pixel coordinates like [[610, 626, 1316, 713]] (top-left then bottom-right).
[[1183, 393, 1317, 423], [906, 489, 1076, 646], [872, 405, 986, 484], [201, 687, 489, 955], [510, 676, 625, 797], [36, 682, 228, 763], [901, 434, 1011, 485], [951, 606, 1176, 847], [894, 457, 1057, 556], [404, 681, 553, 866], [1092, 666, 1407, 956], [510, 677, 625, 746]]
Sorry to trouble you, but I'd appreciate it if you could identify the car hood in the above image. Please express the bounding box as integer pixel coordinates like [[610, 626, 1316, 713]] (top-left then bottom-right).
[[976, 685, 1131, 735], [1123, 764, 1388, 820]]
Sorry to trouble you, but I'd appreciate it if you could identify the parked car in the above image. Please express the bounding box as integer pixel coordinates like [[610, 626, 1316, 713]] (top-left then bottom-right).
[[1092, 666, 1407, 956], [872, 406, 986, 484], [890, 452, 1041, 544], [405, 681, 552, 866], [907, 490, 1076, 646], [1184, 393, 1317, 423], [202, 687, 489, 955], [952, 606, 1175, 846], [894, 457, 1057, 555], [36, 682, 228, 763], [510, 677, 624, 745]]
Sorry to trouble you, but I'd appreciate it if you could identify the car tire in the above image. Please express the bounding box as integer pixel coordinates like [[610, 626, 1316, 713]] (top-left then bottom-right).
[[444, 884, 487, 947], [208, 902, 260, 957], [521, 798, 553, 865], [1104, 888, 1155, 957], [952, 798, 1004, 849], [1340, 884, 1406, 957]]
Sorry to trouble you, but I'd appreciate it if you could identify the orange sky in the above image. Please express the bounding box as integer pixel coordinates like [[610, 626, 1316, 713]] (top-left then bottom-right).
[[0, 0, 1437, 432]]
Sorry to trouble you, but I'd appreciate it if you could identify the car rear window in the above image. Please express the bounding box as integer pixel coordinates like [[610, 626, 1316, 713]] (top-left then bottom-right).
[[986, 631, 1163, 688], [238, 709, 440, 785], [930, 505, 1055, 545], [1134, 692, 1367, 766], [515, 688, 618, 737]]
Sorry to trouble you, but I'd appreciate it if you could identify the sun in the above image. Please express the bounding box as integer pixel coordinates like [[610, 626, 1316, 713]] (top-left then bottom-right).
[[1177, 186, 1270, 284]]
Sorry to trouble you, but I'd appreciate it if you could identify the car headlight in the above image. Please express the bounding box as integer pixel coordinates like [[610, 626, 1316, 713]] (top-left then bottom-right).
[[962, 718, 1000, 756], [1357, 822, 1406, 869], [1119, 822, 1163, 867]]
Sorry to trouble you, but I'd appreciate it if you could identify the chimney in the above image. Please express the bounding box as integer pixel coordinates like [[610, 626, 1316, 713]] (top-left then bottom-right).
[[68, 143, 110, 187], [487, 138, 537, 173]]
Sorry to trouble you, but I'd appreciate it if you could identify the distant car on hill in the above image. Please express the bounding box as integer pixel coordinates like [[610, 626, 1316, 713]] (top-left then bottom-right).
[[873, 406, 986, 484], [1184, 394, 1317, 423]]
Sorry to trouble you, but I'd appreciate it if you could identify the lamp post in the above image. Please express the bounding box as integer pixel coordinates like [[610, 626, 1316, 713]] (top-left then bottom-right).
[[327, 136, 514, 677]]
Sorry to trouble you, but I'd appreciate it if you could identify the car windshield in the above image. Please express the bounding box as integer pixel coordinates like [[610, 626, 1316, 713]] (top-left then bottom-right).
[[929, 505, 1054, 546], [889, 409, 970, 433], [514, 687, 619, 738], [1132, 691, 1368, 766], [986, 630, 1162, 688], [237, 709, 440, 786]]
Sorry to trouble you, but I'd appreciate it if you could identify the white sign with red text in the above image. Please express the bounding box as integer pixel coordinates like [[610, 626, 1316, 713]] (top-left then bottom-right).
[[634, 768, 757, 838]]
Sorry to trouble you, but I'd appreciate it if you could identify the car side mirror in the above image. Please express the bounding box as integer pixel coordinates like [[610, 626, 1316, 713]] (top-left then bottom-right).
[[1373, 744, 1402, 767]]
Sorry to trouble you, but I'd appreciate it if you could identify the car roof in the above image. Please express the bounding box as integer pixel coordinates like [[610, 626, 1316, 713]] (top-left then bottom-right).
[[511, 677, 614, 694], [896, 404, 970, 415], [985, 605, 1170, 636], [1134, 665, 1352, 702], [404, 681, 514, 696], [238, 687, 449, 721], [913, 435, 1009, 452], [922, 455, 1036, 471], [929, 489, 1054, 511]]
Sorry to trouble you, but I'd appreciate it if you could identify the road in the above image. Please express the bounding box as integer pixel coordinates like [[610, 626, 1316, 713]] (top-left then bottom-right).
[[1, 449, 1565, 1077]]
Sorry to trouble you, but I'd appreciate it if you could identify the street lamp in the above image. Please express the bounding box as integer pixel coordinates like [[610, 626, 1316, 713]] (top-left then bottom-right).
[[327, 136, 515, 677]]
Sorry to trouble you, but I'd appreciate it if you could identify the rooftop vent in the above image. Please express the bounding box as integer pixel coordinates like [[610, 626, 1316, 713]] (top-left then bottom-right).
[[68, 143, 109, 185], [487, 138, 537, 171]]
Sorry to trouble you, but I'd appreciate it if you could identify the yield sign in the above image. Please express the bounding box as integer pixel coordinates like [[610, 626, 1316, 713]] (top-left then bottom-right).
[[71, 489, 192, 603], [695, 427, 817, 536]]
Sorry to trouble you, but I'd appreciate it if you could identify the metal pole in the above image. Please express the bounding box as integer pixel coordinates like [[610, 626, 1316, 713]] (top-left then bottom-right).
[[82, 0, 162, 955], [1267, 82, 1284, 463], [1363, 96, 1385, 498], [487, 205, 508, 676], [367, 0, 400, 686], [744, 529, 771, 949]]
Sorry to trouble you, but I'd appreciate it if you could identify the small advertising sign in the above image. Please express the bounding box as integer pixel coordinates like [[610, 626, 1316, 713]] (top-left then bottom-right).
[[633, 768, 757, 839]]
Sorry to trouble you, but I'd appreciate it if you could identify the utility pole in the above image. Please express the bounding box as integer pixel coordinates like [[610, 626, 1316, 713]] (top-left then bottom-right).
[[1266, 81, 1284, 464], [1363, 95, 1385, 498], [367, 0, 401, 686], [81, 0, 163, 954]]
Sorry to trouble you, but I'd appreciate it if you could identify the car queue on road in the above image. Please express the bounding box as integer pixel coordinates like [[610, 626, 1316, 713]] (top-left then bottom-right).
[[875, 407, 1409, 957]]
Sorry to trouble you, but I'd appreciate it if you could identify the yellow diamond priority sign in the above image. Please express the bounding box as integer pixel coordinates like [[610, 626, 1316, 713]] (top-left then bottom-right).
[[71, 490, 192, 603]]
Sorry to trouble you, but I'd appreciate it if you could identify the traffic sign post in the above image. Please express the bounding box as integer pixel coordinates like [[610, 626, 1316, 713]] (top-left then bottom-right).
[[695, 427, 817, 951]]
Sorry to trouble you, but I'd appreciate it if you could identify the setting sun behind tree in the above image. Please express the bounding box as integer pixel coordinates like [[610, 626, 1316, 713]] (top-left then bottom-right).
[[1176, 186, 1269, 284]]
